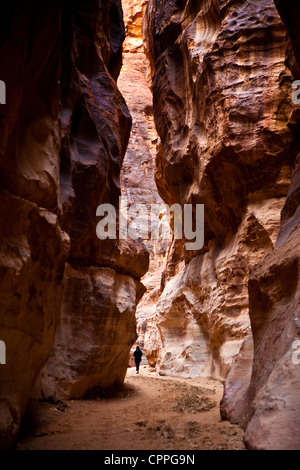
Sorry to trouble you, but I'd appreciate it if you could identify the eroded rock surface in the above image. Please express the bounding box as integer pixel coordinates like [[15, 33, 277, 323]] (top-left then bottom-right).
[[119, 0, 168, 273], [35, 0, 149, 401], [0, 2, 69, 448], [241, 0, 300, 450], [143, 0, 300, 449], [0, 0, 148, 448], [35, 265, 140, 399], [119, 0, 169, 361], [143, 0, 295, 380]]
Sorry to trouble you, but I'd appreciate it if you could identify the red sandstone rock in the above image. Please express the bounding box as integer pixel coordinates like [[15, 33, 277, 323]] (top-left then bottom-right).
[[36, 0, 149, 402], [221, 0, 300, 450], [142, 0, 294, 380], [0, 0, 148, 448], [245, 230, 300, 449], [0, 2, 69, 448], [220, 334, 253, 427], [119, 0, 168, 274], [34, 264, 141, 399], [240, 0, 300, 450], [118, 0, 169, 359]]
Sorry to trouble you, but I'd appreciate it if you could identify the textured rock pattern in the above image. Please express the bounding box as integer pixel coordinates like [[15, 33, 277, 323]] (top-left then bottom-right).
[[0, 0, 148, 448], [119, 0, 168, 273], [35, 265, 139, 399], [0, 2, 69, 448], [143, 0, 295, 379], [37, 0, 149, 401], [241, 0, 300, 451], [119, 0, 169, 360], [146, 201, 286, 378]]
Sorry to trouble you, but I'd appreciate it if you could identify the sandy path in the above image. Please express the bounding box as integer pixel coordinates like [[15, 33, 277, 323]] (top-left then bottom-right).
[[16, 366, 245, 450]]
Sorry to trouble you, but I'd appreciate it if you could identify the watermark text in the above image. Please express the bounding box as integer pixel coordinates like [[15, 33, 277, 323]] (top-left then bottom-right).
[[292, 80, 300, 105], [0, 80, 6, 104], [292, 339, 300, 365], [0, 340, 6, 364], [96, 198, 204, 251]]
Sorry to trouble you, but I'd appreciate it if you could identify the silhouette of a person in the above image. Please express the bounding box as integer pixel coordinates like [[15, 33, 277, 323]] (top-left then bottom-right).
[[133, 346, 143, 374]]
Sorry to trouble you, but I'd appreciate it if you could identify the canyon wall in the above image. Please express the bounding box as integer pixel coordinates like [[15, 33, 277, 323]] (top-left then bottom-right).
[[0, 0, 148, 448], [142, 0, 296, 382], [0, 1, 69, 448], [221, 0, 300, 450], [143, 0, 300, 449], [1, 0, 299, 451], [241, 0, 300, 450], [118, 0, 169, 361], [35, 0, 149, 401]]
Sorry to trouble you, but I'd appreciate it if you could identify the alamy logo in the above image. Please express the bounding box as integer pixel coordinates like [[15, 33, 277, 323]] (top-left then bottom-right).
[[0, 340, 6, 364], [292, 340, 300, 365], [292, 80, 300, 105], [96, 197, 204, 251], [0, 80, 6, 104]]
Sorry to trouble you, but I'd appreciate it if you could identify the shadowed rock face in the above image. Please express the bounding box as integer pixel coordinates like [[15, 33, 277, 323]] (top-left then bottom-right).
[[0, 0, 148, 448], [0, 1, 69, 449], [241, 0, 300, 451], [35, 265, 139, 399], [142, 0, 297, 382], [35, 0, 149, 401]]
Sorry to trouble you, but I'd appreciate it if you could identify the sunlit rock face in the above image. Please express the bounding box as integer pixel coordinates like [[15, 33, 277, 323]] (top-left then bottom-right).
[[0, 0, 148, 447], [146, 201, 286, 378], [119, 0, 169, 361], [143, 0, 296, 379], [119, 0, 168, 273]]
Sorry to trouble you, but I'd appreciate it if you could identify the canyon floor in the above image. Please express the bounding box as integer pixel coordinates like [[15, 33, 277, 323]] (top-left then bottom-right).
[[16, 366, 245, 451]]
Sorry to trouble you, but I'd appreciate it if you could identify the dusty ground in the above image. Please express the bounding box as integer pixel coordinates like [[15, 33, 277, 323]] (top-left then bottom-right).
[[16, 366, 245, 450]]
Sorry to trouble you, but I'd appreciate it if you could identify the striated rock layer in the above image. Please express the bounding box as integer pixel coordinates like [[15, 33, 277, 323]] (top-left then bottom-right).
[[241, 0, 300, 451], [0, 0, 148, 448], [119, 0, 169, 360], [143, 0, 296, 380], [36, 264, 140, 399], [222, 0, 300, 450], [35, 0, 149, 401], [119, 0, 168, 273], [0, 2, 70, 449]]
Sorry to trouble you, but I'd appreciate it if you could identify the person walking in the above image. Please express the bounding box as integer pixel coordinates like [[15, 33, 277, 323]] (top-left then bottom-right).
[[133, 346, 143, 374]]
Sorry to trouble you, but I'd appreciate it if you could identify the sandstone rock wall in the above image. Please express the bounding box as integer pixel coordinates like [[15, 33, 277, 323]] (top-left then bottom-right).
[[143, 0, 300, 449], [142, 0, 296, 379], [241, 0, 300, 450], [118, 0, 169, 361], [36, 264, 140, 399], [35, 0, 149, 401], [0, 2, 69, 448], [0, 0, 148, 447], [119, 0, 168, 273]]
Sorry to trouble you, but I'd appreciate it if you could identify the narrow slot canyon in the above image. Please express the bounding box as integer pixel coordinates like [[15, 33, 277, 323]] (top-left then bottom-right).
[[1, 0, 300, 452]]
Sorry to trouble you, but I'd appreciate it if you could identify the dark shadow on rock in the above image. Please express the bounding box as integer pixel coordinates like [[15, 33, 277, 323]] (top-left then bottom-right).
[[81, 382, 138, 401]]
